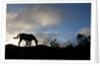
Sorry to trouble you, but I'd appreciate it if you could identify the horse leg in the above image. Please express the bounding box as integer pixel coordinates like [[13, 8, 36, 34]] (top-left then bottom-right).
[[18, 39, 22, 47], [35, 39, 38, 46], [29, 41, 31, 47], [25, 41, 28, 47]]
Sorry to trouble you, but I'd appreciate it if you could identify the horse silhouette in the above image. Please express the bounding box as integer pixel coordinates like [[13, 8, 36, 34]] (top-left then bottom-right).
[[13, 33, 38, 47]]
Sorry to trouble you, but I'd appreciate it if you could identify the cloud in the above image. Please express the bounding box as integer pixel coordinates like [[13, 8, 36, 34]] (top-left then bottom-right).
[[6, 5, 67, 45], [61, 40, 77, 47], [78, 28, 90, 36], [7, 5, 64, 30], [6, 5, 66, 34], [34, 32, 61, 44], [59, 27, 91, 47]]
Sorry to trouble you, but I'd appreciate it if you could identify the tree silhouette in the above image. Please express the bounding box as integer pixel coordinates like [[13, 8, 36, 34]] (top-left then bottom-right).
[[49, 39, 60, 48], [44, 39, 60, 48], [77, 34, 90, 45]]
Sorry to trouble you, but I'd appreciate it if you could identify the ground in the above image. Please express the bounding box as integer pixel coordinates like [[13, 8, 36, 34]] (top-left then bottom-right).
[[5, 44, 90, 60]]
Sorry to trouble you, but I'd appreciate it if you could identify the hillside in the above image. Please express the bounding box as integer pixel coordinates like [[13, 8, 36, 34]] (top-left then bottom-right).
[[5, 44, 90, 60]]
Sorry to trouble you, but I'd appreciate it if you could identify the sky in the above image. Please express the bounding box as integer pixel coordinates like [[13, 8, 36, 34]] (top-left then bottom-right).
[[6, 3, 91, 47]]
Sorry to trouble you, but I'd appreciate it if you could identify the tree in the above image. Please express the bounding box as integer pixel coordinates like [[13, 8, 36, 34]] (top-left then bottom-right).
[[43, 39, 60, 48], [49, 39, 60, 48], [77, 34, 90, 45]]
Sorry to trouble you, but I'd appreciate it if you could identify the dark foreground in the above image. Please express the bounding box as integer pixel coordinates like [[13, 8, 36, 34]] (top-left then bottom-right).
[[5, 44, 90, 60]]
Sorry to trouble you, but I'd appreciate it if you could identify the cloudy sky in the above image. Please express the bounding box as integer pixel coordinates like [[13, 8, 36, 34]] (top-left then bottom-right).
[[6, 3, 91, 46]]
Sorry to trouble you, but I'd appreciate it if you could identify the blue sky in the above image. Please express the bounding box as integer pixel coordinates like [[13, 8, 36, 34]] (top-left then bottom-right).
[[6, 3, 91, 46]]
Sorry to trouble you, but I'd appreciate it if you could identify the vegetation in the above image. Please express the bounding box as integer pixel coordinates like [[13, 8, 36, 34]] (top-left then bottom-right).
[[5, 34, 90, 60]]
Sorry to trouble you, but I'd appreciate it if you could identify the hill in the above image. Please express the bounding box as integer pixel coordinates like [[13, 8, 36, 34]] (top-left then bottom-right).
[[5, 44, 90, 60]]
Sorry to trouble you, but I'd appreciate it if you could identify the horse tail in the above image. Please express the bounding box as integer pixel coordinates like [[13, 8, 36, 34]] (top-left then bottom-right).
[[13, 34, 19, 39]]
